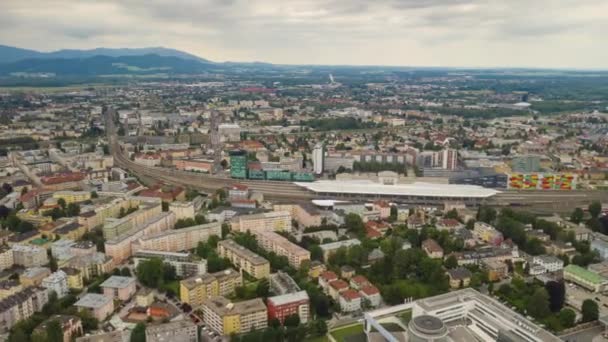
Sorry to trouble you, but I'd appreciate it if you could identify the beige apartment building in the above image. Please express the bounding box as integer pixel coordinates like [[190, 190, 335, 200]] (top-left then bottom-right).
[[217, 240, 270, 279], [274, 203, 322, 228], [104, 212, 175, 263], [180, 269, 242, 308], [0, 245, 13, 271], [255, 231, 310, 269], [230, 211, 292, 233], [201, 296, 267, 335], [132, 222, 221, 253]]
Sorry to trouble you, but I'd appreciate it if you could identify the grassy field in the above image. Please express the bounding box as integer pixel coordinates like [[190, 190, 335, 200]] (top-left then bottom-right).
[[399, 310, 412, 325], [304, 336, 330, 342], [330, 324, 364, 342]]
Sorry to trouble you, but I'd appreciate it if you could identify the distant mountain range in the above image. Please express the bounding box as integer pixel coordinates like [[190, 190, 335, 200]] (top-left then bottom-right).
[[0, 44, 216, 76], [0, 45, 209, 64]]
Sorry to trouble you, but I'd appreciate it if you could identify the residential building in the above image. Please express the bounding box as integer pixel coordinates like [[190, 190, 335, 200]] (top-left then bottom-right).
[[76, 330, 130, 342], [100, 276, 136, 301], [359, 285, 381, 308], [447, 267, 472, 289], [269, 271, 300, 295], [0, 286, 49, 332], [52, 191, 91, 204], [339, 289, 362, 313], [0, 245, 13, 271], [134, 250, 207, 278], [530, 255, 564, 275], [145, 320, 198, 342], [327, 280, 349, 300], [131, 222, 221, 253], [74, 293, 114, 321], [308, 261, 326, 279], [273, 203, 322, 228], [180, 269, 242, 307], [42, 270, 69, 298], [168, 201, 195, 220], [136, 289, 155, 307], [61, 267, 84, 290], [564, 264, 608, 293], [105, 212, 176, 263], [65, 252, 114, 280], [267, 291, 310, 324], [318, 271, 338, 293], [20, 267, 52, 286], [12, 244, 48, 267], [319, 239, 361, 261], [230, 211, 292, 233], [473, 222, 503, 246], [592, 238, 608, 261], [201, 296, 267, 335], [34, 315, 83, 342], [254, 231, 310, 269], [483, 259, 509, 281], [422, 239, 444, 259], [217, 240, 270, 279], [0, 280, 21, 300]]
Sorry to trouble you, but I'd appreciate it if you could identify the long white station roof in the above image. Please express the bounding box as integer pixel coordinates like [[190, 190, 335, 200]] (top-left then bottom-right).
[[295, 180, 500, 199]]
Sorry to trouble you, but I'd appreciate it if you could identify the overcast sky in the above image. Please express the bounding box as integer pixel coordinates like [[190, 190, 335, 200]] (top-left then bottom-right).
[[1, 0, 607, 69]]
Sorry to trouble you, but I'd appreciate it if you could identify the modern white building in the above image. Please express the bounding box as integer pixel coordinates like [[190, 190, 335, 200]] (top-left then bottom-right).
[[41, 270, 69, 298], [530, 255, 564, 275], [363, 288, 561, 342], [313, 144, 324, 175]]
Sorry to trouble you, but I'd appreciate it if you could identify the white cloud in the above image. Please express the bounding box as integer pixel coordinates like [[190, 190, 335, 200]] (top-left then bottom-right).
[[0, 0, 607, 68]]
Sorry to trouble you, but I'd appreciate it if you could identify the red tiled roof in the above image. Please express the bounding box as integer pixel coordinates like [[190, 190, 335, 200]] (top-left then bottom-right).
[[360, 285, 380, 296], [320, 271, 337, 281], [365, 226, 382, 239], [40, 172, 85, 185], [329, 279, 349, 290], [351, 275, 369, 286], [341, 289, 361, 301]]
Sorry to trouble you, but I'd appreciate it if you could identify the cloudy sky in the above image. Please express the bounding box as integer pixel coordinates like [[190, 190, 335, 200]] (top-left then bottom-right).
[[1, 0, 607, 68]]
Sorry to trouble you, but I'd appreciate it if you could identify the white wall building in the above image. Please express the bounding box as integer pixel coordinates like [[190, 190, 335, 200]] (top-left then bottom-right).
[[42, 270, 69, 298]]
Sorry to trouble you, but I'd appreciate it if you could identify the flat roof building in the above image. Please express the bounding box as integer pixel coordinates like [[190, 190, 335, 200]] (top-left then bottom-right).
[[217, 240, 270, 279], [201, 296, 267, 335]]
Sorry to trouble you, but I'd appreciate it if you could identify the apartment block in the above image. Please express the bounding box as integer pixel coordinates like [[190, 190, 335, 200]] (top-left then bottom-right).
[[473, 222, 504, 246], [41, 270, 69, 298], [180, 269, 242, 308], [52, 191, 91, 204], [132, 222, 221, 253], [201, 296, 267, 335], [267, 291, 310, 324], [12, 244, 49, 267], [146, 320, 198, 342], [105, 212, 175, 263], [168, 201, 195, 220], [0, 287, 49, 332], [254, 231, 310, 269], [230, 211, 292, 234], [102, 198, 163, 239], [0, 245, 13, 271], [100, 276, 136, 301], [134, 250, 207, 278], [217, 240, 270, 279], [74, 293, 114, 321], [273, 203, 322, 228]]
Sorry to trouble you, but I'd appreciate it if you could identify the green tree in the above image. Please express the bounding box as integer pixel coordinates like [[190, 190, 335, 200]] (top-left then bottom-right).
[[90, 191, 98, 199], [310, 245, 323, 261], [582, 299, 599, 322], [46, 320, 63, 342], [256, 278, 269, 298], [559, 308, 576, 328], [283, 314, 300, 327], [66, 203, 80, 217], [344, 213, 365, 237], [527, 288, 551, 319], [57, 198, 66, 210], [9, 328, 28, 342], [589, 201, 602, 219], [443, 255, 458, 269], [130, 323, 146, 342], [570, 208, 584, 224]]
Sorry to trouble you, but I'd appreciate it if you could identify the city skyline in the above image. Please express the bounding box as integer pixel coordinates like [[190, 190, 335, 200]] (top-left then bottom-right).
[[1, 0, 608, 69]]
